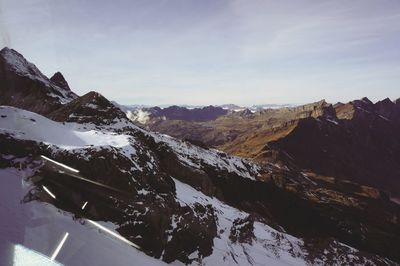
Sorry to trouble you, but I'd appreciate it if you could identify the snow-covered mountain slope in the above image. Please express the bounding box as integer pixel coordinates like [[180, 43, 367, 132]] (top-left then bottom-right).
[[0, 47, 77, 114], [1, 47, 50, 84], [0, 166, 167, 266], [152, 134, 260, 181], [0, 105, 260, 180], [0, 106, 131, 149], [1, 105, 398, 265]]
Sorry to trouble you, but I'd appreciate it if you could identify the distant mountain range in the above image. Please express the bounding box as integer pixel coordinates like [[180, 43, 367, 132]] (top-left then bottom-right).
[[1, 47, 400, 265], [124, 97, 400, 198], [118, 103, 298, 117]]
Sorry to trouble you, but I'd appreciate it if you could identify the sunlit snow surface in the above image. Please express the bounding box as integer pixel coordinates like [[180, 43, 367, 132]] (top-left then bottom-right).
[[13, 244, 61, 266], [0, 107, 131, 149]]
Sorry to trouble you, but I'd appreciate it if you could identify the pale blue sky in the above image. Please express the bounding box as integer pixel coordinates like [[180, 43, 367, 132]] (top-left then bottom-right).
[[1, 0, 400, 105]]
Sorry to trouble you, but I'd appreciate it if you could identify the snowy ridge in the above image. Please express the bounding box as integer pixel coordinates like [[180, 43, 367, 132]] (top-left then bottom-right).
[[0, 106, 132, 150], [0, 106, 150, 173], [1, 48, 49, 84], [0, 106, 258, 180], [153, 134, 260, 180]]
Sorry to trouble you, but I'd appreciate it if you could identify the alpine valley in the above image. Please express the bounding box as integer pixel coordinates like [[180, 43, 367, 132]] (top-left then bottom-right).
[[1, 47, 400, 266]]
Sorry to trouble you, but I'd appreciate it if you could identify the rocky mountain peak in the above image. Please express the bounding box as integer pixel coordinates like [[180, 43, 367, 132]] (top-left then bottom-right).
[[375, 98, 395, 110], [361, 97, 373, 105], [294, 99, 334, 118], [48, 91, 128, 126], [376, 97, 394, 107], [50, 71, 71, 91]]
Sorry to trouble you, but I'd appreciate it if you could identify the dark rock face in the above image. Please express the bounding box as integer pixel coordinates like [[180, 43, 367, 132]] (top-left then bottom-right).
[[269, 99, 400, 196], [230, 215, 255, 244], [50, 72, 71, 91], [162, 203, 217, 263], [0, 47, 77, 115]]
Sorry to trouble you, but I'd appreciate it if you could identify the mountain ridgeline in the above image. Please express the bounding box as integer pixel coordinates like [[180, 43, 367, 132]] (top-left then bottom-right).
[[127, 97, 400, 198], [1, 47, 400, 266]]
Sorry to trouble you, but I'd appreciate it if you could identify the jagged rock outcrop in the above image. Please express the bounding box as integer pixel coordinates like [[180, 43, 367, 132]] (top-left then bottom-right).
[[50, 71, 71, 91]]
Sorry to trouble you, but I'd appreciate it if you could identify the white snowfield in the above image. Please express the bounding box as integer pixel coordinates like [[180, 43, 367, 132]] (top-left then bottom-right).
[[0, 106, 131, 150]]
